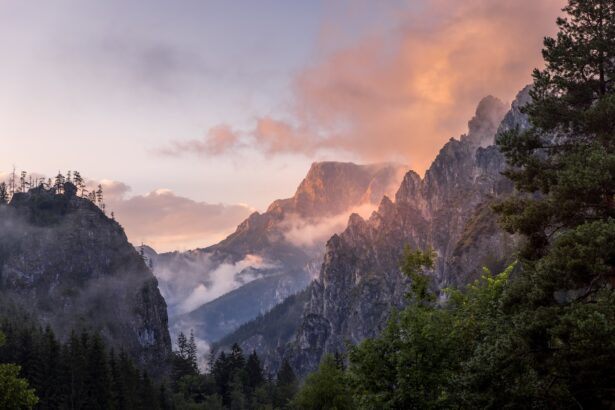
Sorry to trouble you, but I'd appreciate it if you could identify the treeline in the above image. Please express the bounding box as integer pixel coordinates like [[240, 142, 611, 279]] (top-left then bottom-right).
[[0, 318, 170, 410], [170, 331, 298, 409], [0, 313, 300, 409], [0, 169, 108, 215]]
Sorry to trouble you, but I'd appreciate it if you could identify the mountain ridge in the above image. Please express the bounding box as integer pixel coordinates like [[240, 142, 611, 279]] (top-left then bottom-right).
[[216, 88, 531, 376], [152, 161, 408, 345]]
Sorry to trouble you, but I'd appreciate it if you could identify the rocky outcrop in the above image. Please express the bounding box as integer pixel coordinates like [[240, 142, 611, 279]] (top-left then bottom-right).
[[153, 162, 407, 346], [219, 88, 532, 376], [0, 185, 171, 375]]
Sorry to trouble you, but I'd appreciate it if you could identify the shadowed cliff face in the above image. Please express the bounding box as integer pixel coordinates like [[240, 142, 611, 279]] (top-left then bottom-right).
[[218, 88, 532, 376], [151, 162, 407, 348], [0, 184, 171, 375]]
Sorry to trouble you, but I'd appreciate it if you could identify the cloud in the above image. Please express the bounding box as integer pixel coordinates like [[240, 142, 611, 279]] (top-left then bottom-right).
[[160, 0, 564, 173], [98, 180, 253, 252], [157, 124, 242, 157], [0, 172, 250, 252], [281, 202, 377, 248], [177, 254, 273, 315]]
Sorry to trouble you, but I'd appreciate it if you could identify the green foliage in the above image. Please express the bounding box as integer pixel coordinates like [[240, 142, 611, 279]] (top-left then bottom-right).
[[170, 341, 295, 409], [399, 246, 436, 302], [0, 364, 39, 410], [274, 359, 298, 409], [487, 2, 615, 405], [0, 330, 38, 410], [0, 183, 8, 205], [477, 3, 615, 405], [344, 4, 615, 404], [172, 331, 199, 386], [0, 320, 167, 410], [292, 355, 353, 410], [348, 264, 514, 409], [495, 0, 615, 263]]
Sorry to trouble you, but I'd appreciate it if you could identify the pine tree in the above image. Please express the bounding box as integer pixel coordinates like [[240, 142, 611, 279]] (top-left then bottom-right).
[[0, 331, 38, 410], [292, 355, 353, 410], [53, 172, 65, 194], [72, 171, 85, 196], [37, 326, 62, 408], [137, 371, 159, 410], [84, 334, 112, 410], [274, 359, 298, 409], [187, 330, 198, 374], [18, 171, 27, 193], [490, 1, 615, 406], [8, 166, 16, 199], [96, 184, 104, 205], [212, 351, 232, 406], [228, 343, 245, 373], [0, 183, 8, 205], [171, 332, 199, 388], [245, 350, 264, 393], [496, 0, 615, 266]]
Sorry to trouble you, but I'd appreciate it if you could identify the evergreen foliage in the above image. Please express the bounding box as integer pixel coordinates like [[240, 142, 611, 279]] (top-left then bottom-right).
[[0, 331, 38, 410], [0, 319, 167, 410], [171, 338, 299, 409], [0, 169, 108, 214], [291, 355, 352, 410]]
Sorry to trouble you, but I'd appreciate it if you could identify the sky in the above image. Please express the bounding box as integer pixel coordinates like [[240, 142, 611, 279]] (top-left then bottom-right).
[[0, 0, 565, 251]]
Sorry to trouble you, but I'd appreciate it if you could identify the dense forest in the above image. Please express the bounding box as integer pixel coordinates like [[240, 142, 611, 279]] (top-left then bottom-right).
[[2, 0, 615, 408], [0, 310, 299, 409]]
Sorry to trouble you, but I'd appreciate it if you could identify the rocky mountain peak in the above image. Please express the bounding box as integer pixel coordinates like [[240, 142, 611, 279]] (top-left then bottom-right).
[[498, 85, 532, 134], [284, 161, 407, 218], [155, 160, 408, 348], [462, 95, 508, 148]]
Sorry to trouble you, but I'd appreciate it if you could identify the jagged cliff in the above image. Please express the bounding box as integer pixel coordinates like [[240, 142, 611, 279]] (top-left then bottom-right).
[[0, 184, 171, 375], [153, 162, 407, 344], [218, 88, 532, 376]]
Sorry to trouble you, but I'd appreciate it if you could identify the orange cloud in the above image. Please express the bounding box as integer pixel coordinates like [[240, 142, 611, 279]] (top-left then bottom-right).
[[99, 181, 253, 252], [162, 0, 565, 173]]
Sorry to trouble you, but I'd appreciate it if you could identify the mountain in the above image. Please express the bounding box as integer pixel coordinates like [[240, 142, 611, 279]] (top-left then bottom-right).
[[151, 162, 408, 344], [0, 184, 172, 375], [217, 88, 532, 376]]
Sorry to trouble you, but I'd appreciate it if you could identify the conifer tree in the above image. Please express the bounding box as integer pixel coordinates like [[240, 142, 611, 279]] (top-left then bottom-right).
[[490, 1, 615, 405], [245, 350, 264, 392], [0, 183, 8, 205], [293, 354, 353, 410], [0, 331, 38, 410], [53, 172, 65, 194], [274, 359, 298, 409], [187, 330, 198, 374], [84, 334, 112, 410]]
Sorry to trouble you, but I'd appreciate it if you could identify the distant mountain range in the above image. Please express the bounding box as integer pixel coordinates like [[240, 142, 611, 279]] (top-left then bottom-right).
[[215, 87, 532, 376], [148, 161, 408, 344]]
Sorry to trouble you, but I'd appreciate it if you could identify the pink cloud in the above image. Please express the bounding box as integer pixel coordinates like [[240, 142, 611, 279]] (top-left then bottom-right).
[[157, 124, 241, 157], [160, 0, 565, 173], [99, 181, 253, 252]]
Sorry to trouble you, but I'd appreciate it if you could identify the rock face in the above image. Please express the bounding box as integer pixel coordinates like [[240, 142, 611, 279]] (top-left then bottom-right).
[[153, 162, 407, 345], [218, 88, 532, 376], [0, 185, 172, 375]]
